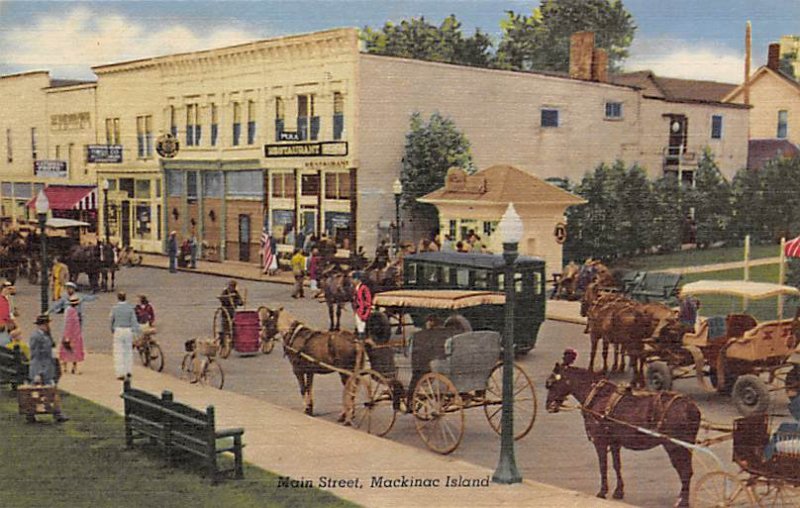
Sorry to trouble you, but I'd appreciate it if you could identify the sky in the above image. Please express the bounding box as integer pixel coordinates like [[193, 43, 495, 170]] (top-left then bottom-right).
[[0, 0, 797, 83]]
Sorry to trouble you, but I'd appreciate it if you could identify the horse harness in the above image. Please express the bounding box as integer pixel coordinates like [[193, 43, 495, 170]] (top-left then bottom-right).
[[582, 379, 684, 436], [282, 319, 356, 368]]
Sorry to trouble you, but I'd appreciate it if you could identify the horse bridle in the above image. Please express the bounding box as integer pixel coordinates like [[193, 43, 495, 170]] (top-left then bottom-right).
[[282, 320, 306, 354]]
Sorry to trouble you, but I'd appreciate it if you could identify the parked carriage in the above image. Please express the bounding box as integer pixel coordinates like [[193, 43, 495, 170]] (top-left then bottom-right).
[[643, 280, 800, 416]]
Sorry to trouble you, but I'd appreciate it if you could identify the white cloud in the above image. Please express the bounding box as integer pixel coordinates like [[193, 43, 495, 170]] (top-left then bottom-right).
[[624, 37, 747, 84], [2, 7, 262, 78]]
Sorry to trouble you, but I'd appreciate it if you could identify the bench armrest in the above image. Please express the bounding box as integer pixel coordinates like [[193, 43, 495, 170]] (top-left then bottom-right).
[[216, 427, 245, 439]]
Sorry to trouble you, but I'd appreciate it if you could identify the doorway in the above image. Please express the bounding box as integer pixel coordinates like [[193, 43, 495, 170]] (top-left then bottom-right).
[[238, 214, 251, 262], [665, 115, 688, 169], [121, 201, 131, 247]]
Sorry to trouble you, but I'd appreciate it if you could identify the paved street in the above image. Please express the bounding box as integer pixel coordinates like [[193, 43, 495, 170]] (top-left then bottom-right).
[[11, 266, 780, 507]]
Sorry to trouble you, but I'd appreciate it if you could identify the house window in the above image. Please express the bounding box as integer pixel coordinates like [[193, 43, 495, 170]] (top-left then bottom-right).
[[778, 110, 789, 139], [186, 104, 200, 146], [68, 143, 74, 173], [210, 104, 218, 146], [301, 173, 320, 196], [232, 102, 241, 146], [541, 109, 559, 128], [333, 92, 344, 140], [5, 129, 11, 163], [271, 172, 296, 198], [30, 128, 37, 161], [711, 115, 723, 139], [275, 97, 285, 141], [605, 102, 623, 119], [297, 94, 318, 141], [169, 106, 177, 138], [105, 118, 120, 144], [136, 115, 153, 158], [187, 171, 198, 202], [324, 172, 352, 199], [247, 100, 256, 145]]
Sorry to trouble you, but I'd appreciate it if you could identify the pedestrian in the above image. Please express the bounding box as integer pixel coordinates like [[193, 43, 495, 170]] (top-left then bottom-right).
[[456, 241, 469, 253], [0, 282, 13, 347], [374, 240, 390, 268], [167, 231, 178, 273], [291, 249, 306, 298], [28, 314, 69, 423], [135, 295, 155, 327], [441, 234, 453, 252], [189, 232, 198, 269], [308, 248, 321, 294], [59, 295, 85, 375], [48, 281, 97, 325], [679, 295, 700, 333], [261, 229, 278, 276], [218, 280, 243, 341], [50, 255, 70, 301], [352, 271, 372, 340], [110, 292, 140, 381]]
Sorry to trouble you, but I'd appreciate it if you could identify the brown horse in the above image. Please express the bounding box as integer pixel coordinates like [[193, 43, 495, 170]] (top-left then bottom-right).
[[582, 283, 631, 373], [545, 363, 700, 507], [266, 307, 359, 419], [317, 269, 353, 331]]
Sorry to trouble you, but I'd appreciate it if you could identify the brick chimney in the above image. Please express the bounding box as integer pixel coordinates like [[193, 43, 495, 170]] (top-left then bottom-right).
[[570, 32, 595, 80], [767, 43, 781, 71], [592, 48, 609, 82]]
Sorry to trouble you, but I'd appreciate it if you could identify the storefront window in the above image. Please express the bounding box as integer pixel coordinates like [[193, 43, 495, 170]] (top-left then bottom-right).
[[271, 209, 294, 243], [226, 170, 262, 198], [166, 170, 184, 197], [324, 172, 352, 199], [202, 171, 222, 197], [301, 174, 320, 196], [271, 172, 295, 198], [0, 182, 11, 197], [186, 171, 198, 201], [136, 204, 152, 238], [324, 211, 351, 247], [135, 180, 151, 199], [13, 182, 31, 198]]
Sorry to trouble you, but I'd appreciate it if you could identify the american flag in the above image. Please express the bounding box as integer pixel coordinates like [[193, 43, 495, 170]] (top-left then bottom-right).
[[786, 236, 800, 258], [261, 230, 275, 274]]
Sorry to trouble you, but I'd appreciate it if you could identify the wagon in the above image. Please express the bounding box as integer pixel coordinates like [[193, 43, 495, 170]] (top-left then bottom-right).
[[644, 280, 800, 416], [212, 302, 275, 358], [343, 327, 537, 455]]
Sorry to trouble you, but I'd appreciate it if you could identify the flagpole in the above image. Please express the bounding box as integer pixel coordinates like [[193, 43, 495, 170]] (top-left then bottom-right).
[[779, 237, 786, 319]]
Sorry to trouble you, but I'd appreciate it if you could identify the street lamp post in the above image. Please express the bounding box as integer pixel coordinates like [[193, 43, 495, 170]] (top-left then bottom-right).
[[492, 202, 523, 485], [35, 190, 50, 314], [392, 178, 403, 254], [101, 179, 110, 245]]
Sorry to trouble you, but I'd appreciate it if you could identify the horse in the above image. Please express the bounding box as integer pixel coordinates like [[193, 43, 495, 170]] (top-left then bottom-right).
[[0, 230, 27, 283], [317, 269, 353, 331], [98, 241, 116, 292], [545, 363, 700, 507], [63, 244, 102, 292], [264, 307, 359, 419]]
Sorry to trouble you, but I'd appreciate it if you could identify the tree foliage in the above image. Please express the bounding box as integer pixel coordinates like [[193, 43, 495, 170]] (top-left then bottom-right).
[[400, 112, 474, 224], [780, 51, 798, 80], [495, 0, 636, 72], [687, 151, 732, 247]]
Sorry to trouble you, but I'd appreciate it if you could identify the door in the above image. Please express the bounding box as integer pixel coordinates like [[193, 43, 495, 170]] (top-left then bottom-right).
[[666, 115, 688, 168], [238, 214, 251, 262], [121, 201, 131, 247]]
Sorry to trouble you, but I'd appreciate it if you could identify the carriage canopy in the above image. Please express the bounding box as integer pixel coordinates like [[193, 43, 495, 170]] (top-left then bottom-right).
[[680, 281, 800, 300]]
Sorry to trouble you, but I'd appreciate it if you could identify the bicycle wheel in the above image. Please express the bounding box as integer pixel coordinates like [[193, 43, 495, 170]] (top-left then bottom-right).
[[212, 308, 233, 359], [180, 353, 198, 383], [201, 359, 225, 390], [144, 342, 164, 372]]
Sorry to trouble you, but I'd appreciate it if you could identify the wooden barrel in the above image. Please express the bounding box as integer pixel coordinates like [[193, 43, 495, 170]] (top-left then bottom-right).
[[233, 310, 260, 354]]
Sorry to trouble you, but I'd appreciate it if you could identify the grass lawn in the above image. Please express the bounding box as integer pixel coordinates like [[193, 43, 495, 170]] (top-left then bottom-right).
[[0, 391, 356, 508], [613, 243, 779, 271]]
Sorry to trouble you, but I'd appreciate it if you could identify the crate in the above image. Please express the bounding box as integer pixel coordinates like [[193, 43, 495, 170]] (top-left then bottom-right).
[[196, 339, 218, 357], [17, 385, 60, 416]]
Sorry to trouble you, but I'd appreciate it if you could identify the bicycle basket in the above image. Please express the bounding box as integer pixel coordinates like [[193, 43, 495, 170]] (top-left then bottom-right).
[[196, 339, 218, 357], [184, 339, 196, 352]]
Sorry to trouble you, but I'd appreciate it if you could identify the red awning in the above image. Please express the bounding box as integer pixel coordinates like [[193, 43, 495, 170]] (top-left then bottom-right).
[[27, 185, 97, 211]]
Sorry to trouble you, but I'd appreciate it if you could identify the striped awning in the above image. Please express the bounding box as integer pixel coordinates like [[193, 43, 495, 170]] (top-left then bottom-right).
[[27, 185, 97, 211]]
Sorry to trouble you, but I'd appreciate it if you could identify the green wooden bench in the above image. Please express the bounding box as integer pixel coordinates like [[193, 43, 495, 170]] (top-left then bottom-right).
[[0, 345, 29, 391], [629, 272, 682, 304], [122, 380, 245, 483]]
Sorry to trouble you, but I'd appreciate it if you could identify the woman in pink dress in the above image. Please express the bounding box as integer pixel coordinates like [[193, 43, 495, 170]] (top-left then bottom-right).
[[59, 295, 85, 374]]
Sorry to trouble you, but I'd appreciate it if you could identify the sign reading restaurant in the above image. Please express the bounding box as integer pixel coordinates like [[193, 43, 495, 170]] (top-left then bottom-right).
[[264, 141, 348, 158], [34, 160, 68, 178], [86, 144, 123, 163]]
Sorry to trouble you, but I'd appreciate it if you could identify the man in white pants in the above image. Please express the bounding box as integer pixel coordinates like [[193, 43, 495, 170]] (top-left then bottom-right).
[[110, 292, 140, 380]]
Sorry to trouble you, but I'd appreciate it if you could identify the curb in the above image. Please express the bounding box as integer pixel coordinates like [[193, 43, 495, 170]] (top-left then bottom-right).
[[139, 260, 295, 285], [546, 314, 587, 326]]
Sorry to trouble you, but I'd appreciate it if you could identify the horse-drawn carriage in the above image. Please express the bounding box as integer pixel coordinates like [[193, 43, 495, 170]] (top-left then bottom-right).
[[212, 299, 275, 359], [643, 280, 800, 416]]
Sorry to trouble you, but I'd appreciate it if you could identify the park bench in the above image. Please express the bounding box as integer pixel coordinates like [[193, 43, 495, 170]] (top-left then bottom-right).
[[122, 380, 245, 483], [629, 271, 682, 303], [0, 345, 28, 390]]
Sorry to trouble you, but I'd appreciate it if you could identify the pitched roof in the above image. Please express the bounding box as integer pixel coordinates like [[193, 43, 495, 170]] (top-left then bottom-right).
[[724, 65, 800, 102], [612, 70, 739, 104], [419, 164, 586, 206], [747, 139, 800, 171]]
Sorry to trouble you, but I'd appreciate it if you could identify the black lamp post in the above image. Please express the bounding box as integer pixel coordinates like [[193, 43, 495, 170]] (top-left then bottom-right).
[[493, 202, 523, 484], [392, 178, 403, 254], [101, 179, 110, 245], [35, 190, 50, 314]]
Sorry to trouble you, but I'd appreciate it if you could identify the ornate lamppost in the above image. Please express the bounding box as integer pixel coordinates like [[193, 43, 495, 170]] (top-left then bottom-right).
[[492, 202, 523, 484], [101, 179, 110, 245], [35, 189, 50, 314], [392, 178, 403, 254]]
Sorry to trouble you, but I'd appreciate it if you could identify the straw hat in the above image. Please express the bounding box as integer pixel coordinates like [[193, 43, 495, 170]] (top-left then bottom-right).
[[69, 295, 80, 305]]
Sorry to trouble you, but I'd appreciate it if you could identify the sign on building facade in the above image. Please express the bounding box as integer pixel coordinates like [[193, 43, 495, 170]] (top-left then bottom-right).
[[86, 144, 123, 163], [33, 160, 68, 178]]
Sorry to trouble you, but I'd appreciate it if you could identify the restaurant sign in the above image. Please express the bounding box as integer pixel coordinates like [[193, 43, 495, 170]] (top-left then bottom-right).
[[264, 141, 348, 158], [86, 144, 123, 163], [34, 160, 68, 178]]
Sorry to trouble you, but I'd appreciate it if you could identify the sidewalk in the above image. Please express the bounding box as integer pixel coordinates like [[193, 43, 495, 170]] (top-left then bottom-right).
[[57, 354, 625, 507]]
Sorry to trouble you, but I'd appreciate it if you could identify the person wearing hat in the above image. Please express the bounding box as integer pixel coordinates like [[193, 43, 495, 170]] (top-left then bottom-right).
[[27, 314, 68, 423], [110, 292, 140, 380], [167, 231, 178, 273], [5, 328, 30, 362], [59, 294, 85, 375], [351, 271, 372, 340], [48, 281, 96, 325]]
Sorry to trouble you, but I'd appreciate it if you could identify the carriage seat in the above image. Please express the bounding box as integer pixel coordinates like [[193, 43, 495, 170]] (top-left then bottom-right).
[[682, 316, 727, 348], [726, 314, 758, 339], [430, 331, 501, 394], [725, 319, 795, 362]]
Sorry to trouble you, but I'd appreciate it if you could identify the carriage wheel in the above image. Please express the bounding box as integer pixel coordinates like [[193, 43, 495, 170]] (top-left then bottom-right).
[[139, 342, 164, 372], [691, 471, 753, 507], [645, 361, 673, 391], [257, 306, 275, 354], [484, 362, 537, 440], [732, 374, 770, 416], [412, 372, 464, 455], [750, 481, 800, 507], [201, 359, 225, 390], [444, 314, 472, 334], [343, 369, 397, 437], [180, 353, 198, 383], [212, 307, 233, 359]]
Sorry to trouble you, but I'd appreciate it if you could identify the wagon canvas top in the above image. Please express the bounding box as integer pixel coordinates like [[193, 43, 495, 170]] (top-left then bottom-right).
[[405, 251, 544, 269], [680, 280, 800, 299], [373, 289, 505, 309]]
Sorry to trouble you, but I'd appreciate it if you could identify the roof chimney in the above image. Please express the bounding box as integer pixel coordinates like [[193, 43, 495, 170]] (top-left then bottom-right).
[[570, 32, 595, 81], [592, 48, 608, 82], [768, 43, 781, 71]]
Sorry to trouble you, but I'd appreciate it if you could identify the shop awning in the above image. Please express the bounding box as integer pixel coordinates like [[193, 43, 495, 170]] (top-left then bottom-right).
[[27, 185, 97, 211]]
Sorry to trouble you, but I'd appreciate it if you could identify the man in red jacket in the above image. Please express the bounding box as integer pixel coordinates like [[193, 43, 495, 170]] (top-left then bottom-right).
[[352, 271, 372, 339]]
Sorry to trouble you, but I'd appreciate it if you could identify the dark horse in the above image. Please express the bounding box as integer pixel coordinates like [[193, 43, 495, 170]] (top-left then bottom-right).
[[266, 307, 358, 419], [63, 244, 102, 292], [317, 268, 353, 332], [545, 363, 700, 507], [98, 241, 116, 292]]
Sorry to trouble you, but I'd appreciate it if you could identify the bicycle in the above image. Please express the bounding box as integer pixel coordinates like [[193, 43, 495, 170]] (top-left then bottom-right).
[[133, 325, 164, 372], [180, 338, 224, 389]]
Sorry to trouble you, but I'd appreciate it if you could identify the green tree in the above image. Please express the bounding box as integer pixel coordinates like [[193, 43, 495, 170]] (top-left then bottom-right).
[[361, 15, 494, 67], [496, 0, 636, 73], [651, 175, 685, 253], [730, 168, 767, 244], [780, 51, 798, 80], [400, 112, 474, 225], [761, 157, 800, 241], [617, 163, 656, 256], [687, 151, 732, 248]]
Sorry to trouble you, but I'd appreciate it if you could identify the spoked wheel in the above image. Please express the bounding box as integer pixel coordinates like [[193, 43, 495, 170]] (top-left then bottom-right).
[[751, 481, 800, 507], [343, 369, 397, 437], [732, 374, 770, 416], [645, 361, 673, 391], [257, 306, 275, 354], [691, 471, 753, 507], [412, 372, 464, 455], [180, 353, 198, 383], [483, 362, 537, 440], [139, 342, 164, 372], [212, 307, 233, 359], [201, 359, 225, 390]]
